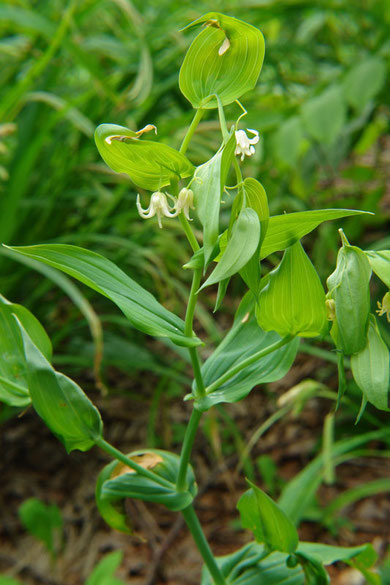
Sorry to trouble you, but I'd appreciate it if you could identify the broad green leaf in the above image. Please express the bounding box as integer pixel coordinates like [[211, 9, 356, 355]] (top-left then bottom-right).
[[192, 294, 299, 410], [200, 208, 260, 289], [365, 250, 390, 287], [86, 551, 125, 585], [239, 178, 269, 295], [19, 498, 62, 555], [0, 295, 51, 407], [17, 320, 103, 452], [327, 233, 371, 355], [94, 124, 194, 190], [99, 450, 196, 513], [7, 244, 201, 348], [301, 85, 346, 145], [179, 13, 265, 109], [0, 578, 24, 585], [238, 482, 299, 553], [191, 133, 235, 264], [297, 542, 377, 568], [260, 209, 370, 260], [351, 315, 389, 410], [257, 241, 328, 338], [201, 542, 304, 585], [343, 56, 386, 113]]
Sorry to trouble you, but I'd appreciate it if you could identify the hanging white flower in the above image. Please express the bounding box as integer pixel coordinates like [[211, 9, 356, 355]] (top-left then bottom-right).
[[175, 188, 195, 220], [136, 191, 178, 228], [235, 128, 259, 161]]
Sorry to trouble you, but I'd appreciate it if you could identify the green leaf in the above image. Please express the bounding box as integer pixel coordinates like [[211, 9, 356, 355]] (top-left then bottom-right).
[[17, 319, 103, 452], [94, 124, 194, 190], [179, 13, 265, 109], [99, 450, 197, 514], [200, 208, 260, 289], [365, 250, 390, 288], [293, 552, 329, 585], [191, 133, 235, 264], [238, 482, 299, 554], [6, 244, 201, 348], [351, 315, 389, 410], [297, 542, 377, 569], [327, 233, 371, 355], [239, 179, 269, 295], [201, 542, 304, 585], [96, 463, 132, 535], [193, 294, 299, 410], [19, 498, 62, 555], [343, 56, 386, 113], [0, 295, 51, 407], [257, 241, 328, 338], [85, 551, 125, 585], [260, 209, 370, 260], [301, 85, 346, 145], [0, 578, 24, 585]]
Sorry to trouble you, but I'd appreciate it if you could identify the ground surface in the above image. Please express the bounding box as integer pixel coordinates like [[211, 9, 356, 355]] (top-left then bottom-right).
[[1, 350, 390, 585]]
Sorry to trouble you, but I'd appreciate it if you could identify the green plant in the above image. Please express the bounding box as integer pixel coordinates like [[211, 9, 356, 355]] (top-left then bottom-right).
[[1, 11, 389, 584]]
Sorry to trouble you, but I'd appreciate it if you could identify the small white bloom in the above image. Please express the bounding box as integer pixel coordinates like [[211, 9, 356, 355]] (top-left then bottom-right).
[[136, 191, 178, 228], [175, 188, 195, 220], [235, 128, 259, 161]]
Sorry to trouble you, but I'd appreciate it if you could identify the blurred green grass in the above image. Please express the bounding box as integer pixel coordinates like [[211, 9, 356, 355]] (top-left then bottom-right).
[[0, 0, 389, 389]]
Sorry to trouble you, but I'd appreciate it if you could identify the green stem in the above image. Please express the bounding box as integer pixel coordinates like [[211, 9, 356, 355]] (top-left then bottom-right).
[[95, 437, 173, 489], [180, 214, 200, 253], [180, 108, 205, 154], [216, 96, 229, 144], [181, 506, 226, 585], [205, 335, 294, 395], [176, 407, 203, 491], [185, 268, 206, 398]]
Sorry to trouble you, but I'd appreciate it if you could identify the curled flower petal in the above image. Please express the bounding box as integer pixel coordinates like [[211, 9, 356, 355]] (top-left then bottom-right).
[[376, 291, 390, 322], [136, 192, 178, 228], [235, 128, 259, 161], [175, 188, 195, 220]]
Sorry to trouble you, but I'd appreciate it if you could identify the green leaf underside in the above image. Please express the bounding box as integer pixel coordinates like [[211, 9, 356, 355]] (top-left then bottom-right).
[[238, 482, 299, 553], [94, 124, 194, 190], [17, 319, 102, 452], [327, 241, 371, 355], [192, 133, 235, 265], [201, 208, 260, 289], [351, 315, 389, 410], [193, 294, 299, 410], [100, 450, 197, 512], [0, 296, 51, 407], [7, 244, 201, 348], [365, 250, 390, 288], [96, 461, 133, 534], [179, 13, 264, 109], [201, 541, 375, 585], [260, 209, 371, 260], [258, 241, 327, 338]]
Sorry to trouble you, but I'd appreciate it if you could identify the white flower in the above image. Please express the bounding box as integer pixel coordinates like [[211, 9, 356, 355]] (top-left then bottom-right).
[[136, 191, 178, 228], [235, 128, 259, 161], [175, 188, 195, 220]]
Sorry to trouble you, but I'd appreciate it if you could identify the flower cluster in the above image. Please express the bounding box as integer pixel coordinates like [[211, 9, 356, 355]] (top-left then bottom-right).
[[136, 188, 194, 228]]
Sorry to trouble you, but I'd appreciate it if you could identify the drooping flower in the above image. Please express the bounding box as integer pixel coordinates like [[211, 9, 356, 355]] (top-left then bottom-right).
[[376, 291, 390, 322], [175, 188, 195, 220], [136, 191, 178, 228], [235, 128, 259, 161]]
